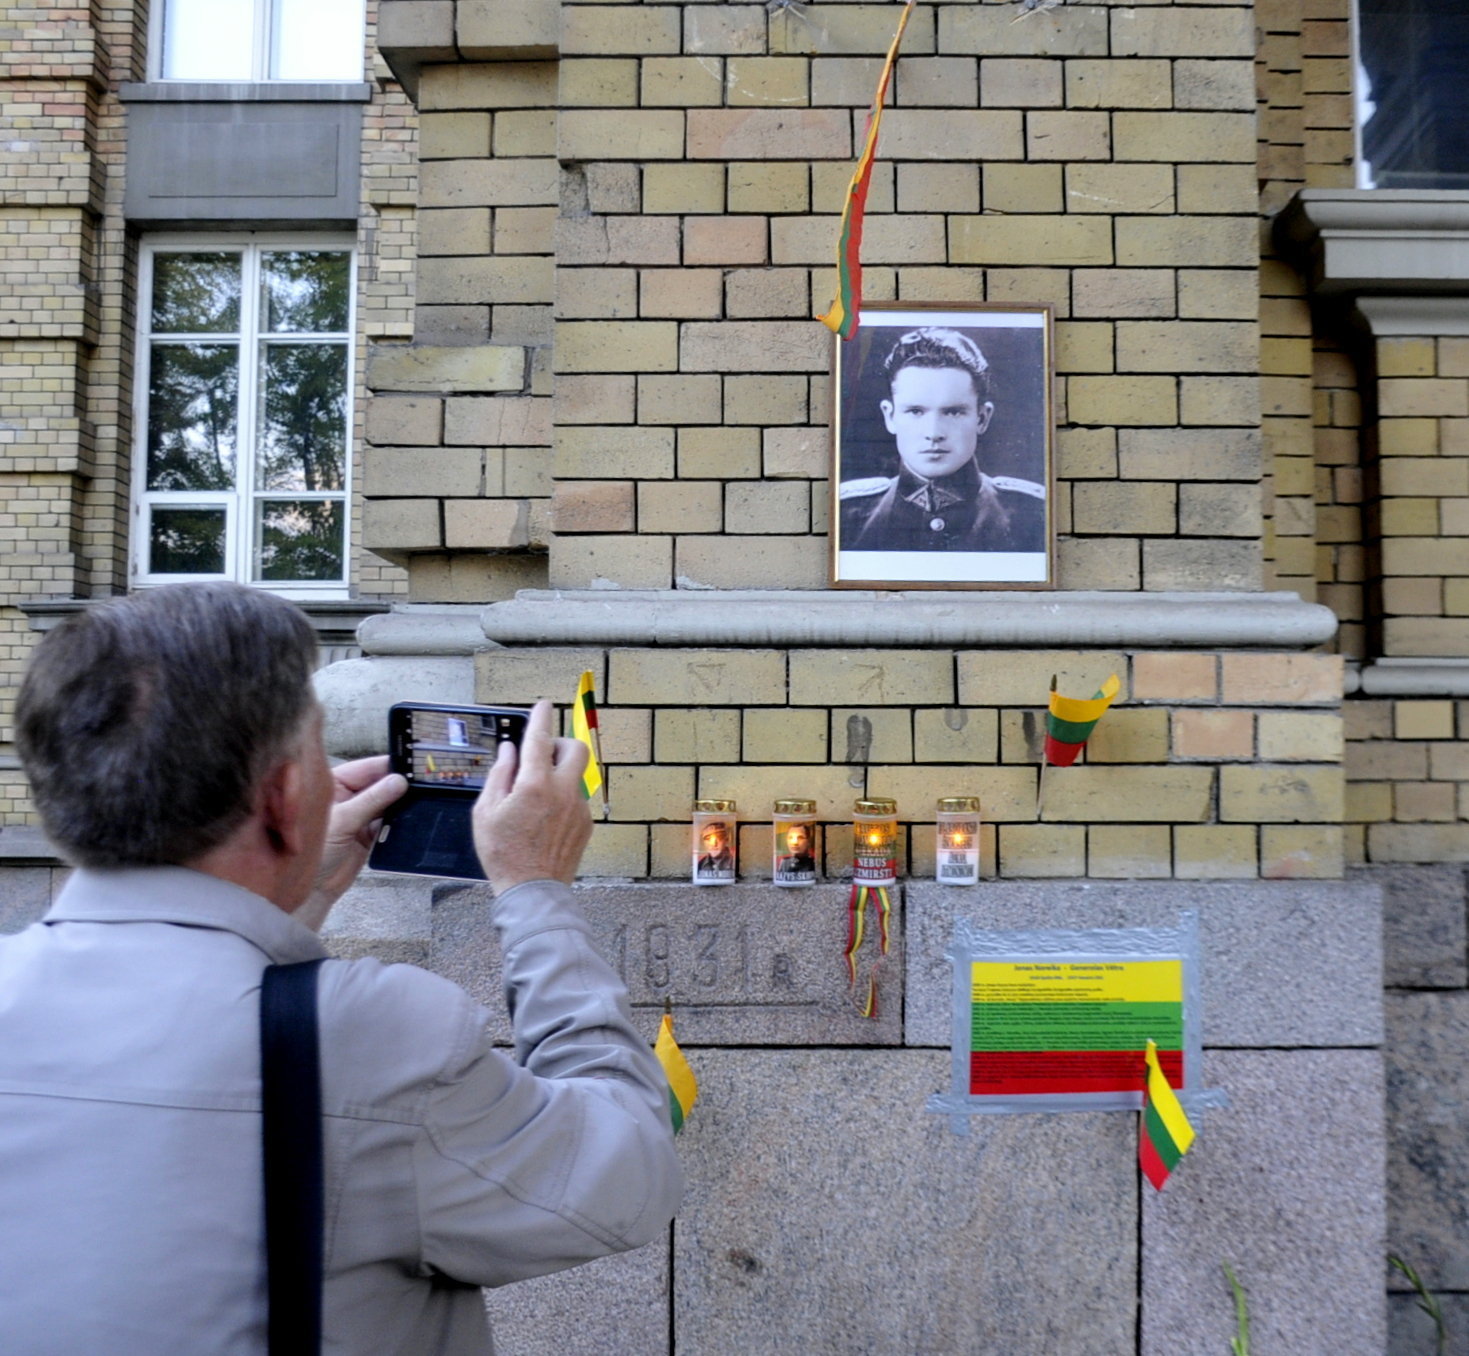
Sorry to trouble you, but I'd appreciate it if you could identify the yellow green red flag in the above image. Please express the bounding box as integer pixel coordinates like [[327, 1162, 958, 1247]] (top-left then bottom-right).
[[1140, 1038, 1196, 1190], [1044, 672, 1121, 768], [816, 1, 916, 339], [656, 1013, 698, 1133], [571, 670, 603, 801]]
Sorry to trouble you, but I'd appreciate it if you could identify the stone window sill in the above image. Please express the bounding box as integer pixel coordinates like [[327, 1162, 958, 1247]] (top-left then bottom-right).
[[120, 82, 374, 104]]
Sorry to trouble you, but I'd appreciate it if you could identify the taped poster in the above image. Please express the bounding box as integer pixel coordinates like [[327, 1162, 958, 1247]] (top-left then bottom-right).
[[927, 911, 1225, 1135]]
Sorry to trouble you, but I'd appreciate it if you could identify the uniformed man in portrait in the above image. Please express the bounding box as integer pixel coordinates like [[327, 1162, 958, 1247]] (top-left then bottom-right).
[[839, 327, 1046, 554]]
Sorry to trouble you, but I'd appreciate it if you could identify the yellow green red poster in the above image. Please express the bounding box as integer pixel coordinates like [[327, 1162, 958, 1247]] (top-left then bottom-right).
[[968, 959, 1184, 1096], [927, 913, 1221, 1130]]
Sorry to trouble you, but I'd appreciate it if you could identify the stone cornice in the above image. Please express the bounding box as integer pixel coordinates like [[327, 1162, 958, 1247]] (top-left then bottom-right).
[[1276, 189, 1469, 296], [1358, 659, 1469, 697], [375, 0, 558, 101], [477, 590, 1338, 650], [1354, 296, 1469, 338]]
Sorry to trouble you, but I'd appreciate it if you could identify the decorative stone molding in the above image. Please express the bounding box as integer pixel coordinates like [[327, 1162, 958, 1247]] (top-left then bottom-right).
[[477, 589, 1338, 650], [1276, 189, 1469, 296], [357, 605, 487, 655], [1354, 296, 1469, 338], [1358, 659, 1469, 697]]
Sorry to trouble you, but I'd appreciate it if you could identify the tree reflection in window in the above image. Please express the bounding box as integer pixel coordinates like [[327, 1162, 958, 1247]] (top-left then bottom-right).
[[262, 250, 350, 333], [258, 343, 347, 492], [150, 507, 227, 574], [139, 245, 351, 587], [147, 344, 238, 490], [258, 500, 343, 581], [151, 252, 241, 333]]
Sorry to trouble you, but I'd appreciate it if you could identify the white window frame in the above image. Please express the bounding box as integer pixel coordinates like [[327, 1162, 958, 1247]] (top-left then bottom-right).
[[131, 234, 358, 600], [150, 0, 367, 84]]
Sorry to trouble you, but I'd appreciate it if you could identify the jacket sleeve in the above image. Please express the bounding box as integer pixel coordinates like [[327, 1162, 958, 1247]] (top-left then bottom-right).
[[412, 880, 683, 1287]]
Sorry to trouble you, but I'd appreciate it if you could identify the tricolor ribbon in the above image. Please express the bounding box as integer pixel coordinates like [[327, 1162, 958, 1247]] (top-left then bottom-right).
[[844, 884, 892, 1018], [816, 1, 916, 339]]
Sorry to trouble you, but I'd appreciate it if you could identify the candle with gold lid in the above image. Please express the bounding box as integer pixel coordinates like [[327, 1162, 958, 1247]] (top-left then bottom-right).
[[852, 798, 898, 885], [692, 799, 737, 885], [772, 799, 818, 886], [935, 796, 981, 884]]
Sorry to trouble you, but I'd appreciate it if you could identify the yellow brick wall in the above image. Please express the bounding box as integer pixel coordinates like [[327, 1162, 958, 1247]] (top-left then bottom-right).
[[1257, 0, 1469, 866], [476, 645, 1344, 881], [1257, 0, 1356, 608], [361, 57, 556, 599], [0, 1, 416, 822], [366, 1, 1271, 600], [541, 2, 1264, 593], [1346, 698, 1469, 863]]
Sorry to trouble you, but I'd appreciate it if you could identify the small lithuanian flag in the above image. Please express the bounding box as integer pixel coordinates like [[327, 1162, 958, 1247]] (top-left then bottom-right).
[[571, 671, 604, 802], [1044, 673, 1121, 768], [655, 1013, 698, 1134], [1140, 1038, 1196, 1190]]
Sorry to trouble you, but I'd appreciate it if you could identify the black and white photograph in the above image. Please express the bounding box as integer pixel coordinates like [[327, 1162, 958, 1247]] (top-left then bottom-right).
[[830, 304, 1054, 588]]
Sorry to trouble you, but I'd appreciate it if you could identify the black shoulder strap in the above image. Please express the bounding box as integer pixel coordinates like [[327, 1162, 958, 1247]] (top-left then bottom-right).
[[260, 958, 327, 1356]]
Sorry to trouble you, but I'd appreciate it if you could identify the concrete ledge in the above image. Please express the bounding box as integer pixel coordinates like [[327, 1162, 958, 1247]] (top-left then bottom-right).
[[1356, 295, 1469, 337], [315, 653, 475, 757], [356, 605, 487, 655], [480, 589, 1338, 649], [377, 0, 559, 100], [119, 82, 375, 103], [0, 826, 63, 866], [1278, 188, 1469, 295], [1359, 658, 1469, 696]]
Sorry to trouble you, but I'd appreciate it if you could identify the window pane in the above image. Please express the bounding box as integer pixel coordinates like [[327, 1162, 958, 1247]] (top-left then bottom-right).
[[162, 0, 254, 80], [261, 251, 350, 333], [1359, 0, 1469, 189], [258, 342, 348, 492], [271, 0, 363, 80], [256, 500, 345, 581], [150, 507, 227, 574], [151, 252, 241, 334], [148, 343, 238, 491]]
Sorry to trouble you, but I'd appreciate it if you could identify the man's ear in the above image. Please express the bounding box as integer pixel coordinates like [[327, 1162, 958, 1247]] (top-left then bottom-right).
[[975, 401, 995, 436], [879, 398, 897, 434], [259, 757, 306, 858]]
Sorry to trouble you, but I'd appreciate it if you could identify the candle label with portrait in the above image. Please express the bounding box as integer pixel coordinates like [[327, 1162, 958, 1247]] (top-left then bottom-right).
[[692, 801, 737, 885], [772, 800, 818, 886]]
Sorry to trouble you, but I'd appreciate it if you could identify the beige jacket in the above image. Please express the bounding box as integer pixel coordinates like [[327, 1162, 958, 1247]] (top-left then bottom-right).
[[0, 866, 681, 1355]]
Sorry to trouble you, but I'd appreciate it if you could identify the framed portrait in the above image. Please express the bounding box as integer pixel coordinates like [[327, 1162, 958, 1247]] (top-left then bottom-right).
[[830, 303, 1055, 589]]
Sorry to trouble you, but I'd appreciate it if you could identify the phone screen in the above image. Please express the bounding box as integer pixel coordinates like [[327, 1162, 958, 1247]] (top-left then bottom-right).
[[394, 704, 528, 793], [373, 703, 530, 880]]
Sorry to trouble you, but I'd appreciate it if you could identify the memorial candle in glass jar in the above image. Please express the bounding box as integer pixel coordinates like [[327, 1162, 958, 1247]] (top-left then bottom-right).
[[772, 799, 818, 886], [852, 798, 898, 886], [692, 799, 737, 885], [935, 797, 981, 884]]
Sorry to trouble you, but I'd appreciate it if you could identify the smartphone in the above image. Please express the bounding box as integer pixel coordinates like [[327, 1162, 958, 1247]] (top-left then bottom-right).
[[367, 702, 529, 880]]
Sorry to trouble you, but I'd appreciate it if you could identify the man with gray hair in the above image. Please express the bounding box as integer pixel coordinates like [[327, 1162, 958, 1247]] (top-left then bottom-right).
[[0, 583, 681, 1354]]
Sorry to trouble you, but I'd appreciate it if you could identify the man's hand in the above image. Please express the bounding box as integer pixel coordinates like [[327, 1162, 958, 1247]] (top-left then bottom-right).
[[298, 756, 406, 931], [473, 699, 593, 895]]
